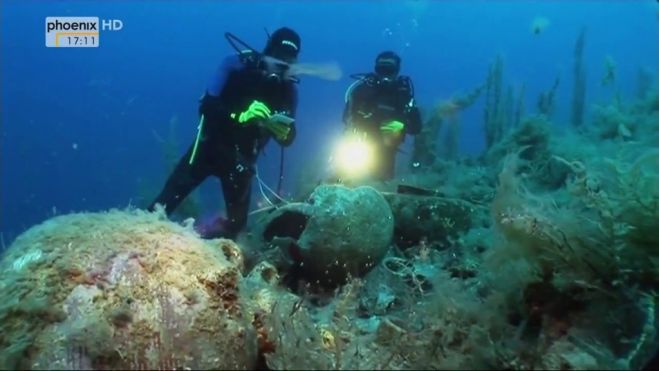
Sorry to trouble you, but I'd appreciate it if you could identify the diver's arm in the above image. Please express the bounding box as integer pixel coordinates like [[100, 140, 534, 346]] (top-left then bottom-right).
[[400, 78, 421, 135], [342, 101, 351, 127], [342, 84, 355, 126], [207, 55, 242, 96], [404, 101, 422, 135], [271, 83, 298, 147], [343, 81, 366, 129], [274, 123, 296, 147], [199, 55, 241, 121]]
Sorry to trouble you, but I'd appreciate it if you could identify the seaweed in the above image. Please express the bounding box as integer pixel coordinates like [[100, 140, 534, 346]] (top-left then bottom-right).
[[571, 27, 587, 127], [537, 77, 560, 118], [411, 85, 483, 169], [484, 54, 505, 149]]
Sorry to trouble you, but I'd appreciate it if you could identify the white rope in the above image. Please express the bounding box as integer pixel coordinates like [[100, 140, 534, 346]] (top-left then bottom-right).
[[256, 173, 276, 207], [254, 166, 289, 204], [247, 167, 293, 216], [248, 205, 277, 216], [251, 166, 290, 217]]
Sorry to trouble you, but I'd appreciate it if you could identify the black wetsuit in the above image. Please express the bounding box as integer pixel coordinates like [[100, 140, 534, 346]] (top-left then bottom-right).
[[343, 74, 421, 179], [149, 52, 297, 238]]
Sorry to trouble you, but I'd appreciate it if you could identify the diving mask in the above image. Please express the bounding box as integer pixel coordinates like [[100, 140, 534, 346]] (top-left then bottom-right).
[[261, 55, 297, 83]]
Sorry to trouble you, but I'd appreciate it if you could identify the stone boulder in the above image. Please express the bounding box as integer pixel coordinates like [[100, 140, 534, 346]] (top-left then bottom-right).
[[0, 209, 256, 370], [381, 192, 474, 248]]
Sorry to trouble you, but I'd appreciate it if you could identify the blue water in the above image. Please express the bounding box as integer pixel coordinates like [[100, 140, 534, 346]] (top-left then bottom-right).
[[1, 0, 657, 244]]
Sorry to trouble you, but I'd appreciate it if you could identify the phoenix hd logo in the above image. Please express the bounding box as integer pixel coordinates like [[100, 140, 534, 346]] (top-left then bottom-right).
[[45, 17, 123, 47]]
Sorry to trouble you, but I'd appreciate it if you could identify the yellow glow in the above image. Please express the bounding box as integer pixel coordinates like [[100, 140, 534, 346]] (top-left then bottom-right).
[[332, 134, 375, 179]]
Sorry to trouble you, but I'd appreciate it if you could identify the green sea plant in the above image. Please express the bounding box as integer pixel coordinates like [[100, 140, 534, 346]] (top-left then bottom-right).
[[484, 54, 505, 149], [537, 77, 560, 118], [483, 137, 659, 369], [571, 28, 587, 127], [442, 85, 485, 160]]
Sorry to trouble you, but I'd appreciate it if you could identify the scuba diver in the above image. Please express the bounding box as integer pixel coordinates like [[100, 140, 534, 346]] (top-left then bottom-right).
[[342, 51, 422, 180], [148, 27, 301, 239]]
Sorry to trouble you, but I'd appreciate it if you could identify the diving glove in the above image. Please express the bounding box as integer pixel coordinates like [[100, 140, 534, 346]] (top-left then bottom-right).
[[231, 100, 271, 125], [264, 113, 294, 141], [380, 120, 405, 134]]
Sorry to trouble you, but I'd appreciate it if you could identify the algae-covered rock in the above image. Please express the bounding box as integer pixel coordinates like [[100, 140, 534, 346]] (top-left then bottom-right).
[[382, 193, 474, 248], [238, 261, 301, 366], [254, 184, 394, 286], [0, 209, 256, 370]]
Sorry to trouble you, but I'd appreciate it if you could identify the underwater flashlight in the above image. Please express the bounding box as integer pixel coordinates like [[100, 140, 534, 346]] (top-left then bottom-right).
[[332, 133, 375, 179]]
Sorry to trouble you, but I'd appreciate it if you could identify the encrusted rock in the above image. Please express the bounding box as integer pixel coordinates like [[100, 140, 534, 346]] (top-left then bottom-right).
[[382, 192, 474, 248], [254, 184, 394, 286], [0, 209, 256, 370]]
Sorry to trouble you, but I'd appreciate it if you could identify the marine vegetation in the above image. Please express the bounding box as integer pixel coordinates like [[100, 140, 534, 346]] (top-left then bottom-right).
[[1, 31, 657, 371]]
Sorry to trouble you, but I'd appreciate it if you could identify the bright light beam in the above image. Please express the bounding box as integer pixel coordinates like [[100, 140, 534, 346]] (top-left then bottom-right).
[[331, 134, 375, 179]]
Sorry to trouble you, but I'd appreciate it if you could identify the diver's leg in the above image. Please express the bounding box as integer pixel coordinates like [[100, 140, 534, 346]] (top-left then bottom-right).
[[384, 149, 396, 179], [375, 146, 396, 180], [148, 145, 209, 215], [219, 168, 253, 239]]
